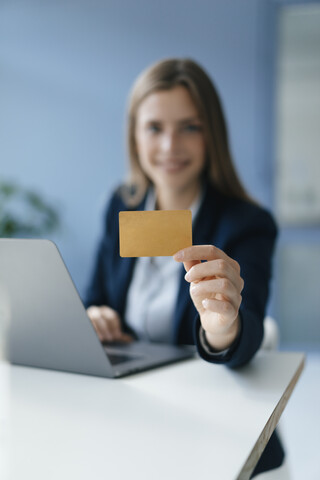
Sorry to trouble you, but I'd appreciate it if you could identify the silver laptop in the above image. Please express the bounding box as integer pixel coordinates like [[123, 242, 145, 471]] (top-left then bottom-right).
[[0, 238, 194, 378]]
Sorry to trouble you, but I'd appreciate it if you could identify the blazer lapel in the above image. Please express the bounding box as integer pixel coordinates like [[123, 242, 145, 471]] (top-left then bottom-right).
[[114, 193, 146, 318]]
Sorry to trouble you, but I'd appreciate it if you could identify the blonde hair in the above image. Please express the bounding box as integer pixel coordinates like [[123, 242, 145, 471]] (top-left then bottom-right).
[[124, 58, 253, 205]]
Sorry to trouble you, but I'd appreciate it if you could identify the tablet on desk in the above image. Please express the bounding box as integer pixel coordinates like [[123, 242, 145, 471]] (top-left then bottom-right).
[[0, 239, 194, 378]]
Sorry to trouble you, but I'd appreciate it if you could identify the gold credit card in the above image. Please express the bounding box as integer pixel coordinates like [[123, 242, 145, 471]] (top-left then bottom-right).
[[119, 210, 192, 257]]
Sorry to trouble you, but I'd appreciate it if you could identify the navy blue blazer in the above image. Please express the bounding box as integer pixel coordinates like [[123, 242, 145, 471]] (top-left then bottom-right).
[[85, 183, 284, 476], [85, 183, 277, 367]]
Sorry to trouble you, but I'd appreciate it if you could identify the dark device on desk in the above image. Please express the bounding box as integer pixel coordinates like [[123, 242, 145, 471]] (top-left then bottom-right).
[[0, 239, 194, 378]]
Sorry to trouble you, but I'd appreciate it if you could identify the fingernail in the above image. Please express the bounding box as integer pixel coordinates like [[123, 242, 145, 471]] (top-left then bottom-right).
[[174, 251, 184, 261], [191, 283, 199, 294], [202, 299, 209, 308], [184, 271, 190, 281]]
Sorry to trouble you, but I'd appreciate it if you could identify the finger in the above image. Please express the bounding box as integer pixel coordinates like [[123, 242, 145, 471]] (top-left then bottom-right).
[[100, 306, 121, 322], [107, 319, 132, 342], [105, 319, 122, 341], [86, 306, 101, 322], [87, 307, 106, 338], [173, 249, 203, 273], [183, 259, 200, 273], [118, 332, 134, 343], [190, 278, 242, 309], [99, 309, 132, 342], [173, 250, 200, 273], [97, 307, 121, 339], [87, 306, 121, 342], [92, 316, 113, 342], [102, 332, 134, 344], [191, 285, 242, 316], [89, 307, 133, 343], [201, 297, 238, 326], [174, 245, 240, 273], [185, 261, 244, 292]]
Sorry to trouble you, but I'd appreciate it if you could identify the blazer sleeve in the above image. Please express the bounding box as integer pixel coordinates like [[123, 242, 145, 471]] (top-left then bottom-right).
[[194, 203, 278, 368]]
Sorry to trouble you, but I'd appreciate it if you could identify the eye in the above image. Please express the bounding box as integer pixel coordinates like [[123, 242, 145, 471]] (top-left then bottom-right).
[[146, 122, 161, 134], [182, 124, 203, 133]]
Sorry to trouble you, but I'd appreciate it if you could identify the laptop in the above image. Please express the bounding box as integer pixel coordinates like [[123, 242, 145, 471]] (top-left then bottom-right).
[[0, 238, 195, 378]]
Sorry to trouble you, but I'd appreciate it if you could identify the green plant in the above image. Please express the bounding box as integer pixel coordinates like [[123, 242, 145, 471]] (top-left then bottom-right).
[[0, 180, 60, 237]]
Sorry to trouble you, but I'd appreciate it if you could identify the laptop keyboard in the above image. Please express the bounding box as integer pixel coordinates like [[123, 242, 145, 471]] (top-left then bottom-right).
[[107, 352, 139, 366]]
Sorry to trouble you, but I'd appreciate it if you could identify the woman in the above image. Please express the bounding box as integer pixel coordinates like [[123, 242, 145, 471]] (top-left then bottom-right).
[[85, 58, 283, 476]]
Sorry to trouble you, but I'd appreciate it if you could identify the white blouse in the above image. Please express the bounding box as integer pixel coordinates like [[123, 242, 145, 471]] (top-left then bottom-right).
[[125, 189, 203, 343]]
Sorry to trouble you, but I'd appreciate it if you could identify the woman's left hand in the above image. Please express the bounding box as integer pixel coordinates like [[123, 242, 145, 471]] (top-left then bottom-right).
[[174, 245, 244, 351]]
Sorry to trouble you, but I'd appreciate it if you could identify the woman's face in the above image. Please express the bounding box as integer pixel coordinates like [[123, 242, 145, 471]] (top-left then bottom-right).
[[134, 86, 206, 197]]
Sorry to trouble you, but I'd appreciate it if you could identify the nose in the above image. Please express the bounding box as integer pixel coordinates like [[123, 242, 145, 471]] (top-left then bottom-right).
[[160, 130, 178, 154]]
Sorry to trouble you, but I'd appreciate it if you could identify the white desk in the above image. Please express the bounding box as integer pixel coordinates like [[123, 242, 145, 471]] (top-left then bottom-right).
[[0, 351, 304, 480]]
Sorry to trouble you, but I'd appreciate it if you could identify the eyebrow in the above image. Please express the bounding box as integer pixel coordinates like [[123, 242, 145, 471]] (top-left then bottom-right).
[[143, 116, 202, 125], [178, 116, 202, 124]]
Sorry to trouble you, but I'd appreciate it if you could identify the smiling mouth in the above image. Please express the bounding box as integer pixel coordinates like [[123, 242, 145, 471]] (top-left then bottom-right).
[[156, 160, 189, 172]]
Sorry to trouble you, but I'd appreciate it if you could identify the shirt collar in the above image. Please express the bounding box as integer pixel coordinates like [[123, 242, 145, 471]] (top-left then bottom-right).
[[144, 187, 204, 225]]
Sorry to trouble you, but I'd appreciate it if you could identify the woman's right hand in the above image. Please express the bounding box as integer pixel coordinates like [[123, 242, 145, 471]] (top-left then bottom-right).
[[86, 305, 133, 344]]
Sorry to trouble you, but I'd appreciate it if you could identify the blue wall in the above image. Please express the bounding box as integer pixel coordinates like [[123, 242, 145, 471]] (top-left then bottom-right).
[[0, 0, 276, 298]]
